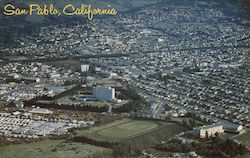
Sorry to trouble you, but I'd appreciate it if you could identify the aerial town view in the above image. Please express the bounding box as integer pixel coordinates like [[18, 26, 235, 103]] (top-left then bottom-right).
[[0, 0, 249, 157]]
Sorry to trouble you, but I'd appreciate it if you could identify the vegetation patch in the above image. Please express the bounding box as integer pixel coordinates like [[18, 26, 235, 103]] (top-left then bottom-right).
[[155, 138, 248, 158], [234, 131, 250, 147], [0, 140, 111, 158]]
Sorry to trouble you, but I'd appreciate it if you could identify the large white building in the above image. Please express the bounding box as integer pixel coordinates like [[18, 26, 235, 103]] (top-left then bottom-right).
[[194, 124, 224, 138], [81, 64, 90, 72], [92, 86, 115, 101]]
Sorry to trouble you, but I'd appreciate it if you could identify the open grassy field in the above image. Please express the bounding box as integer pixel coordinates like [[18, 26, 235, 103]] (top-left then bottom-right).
[[0, 140, 111, 158], [77, 119, 174, 141], [238, 152, 250, 158], [219, 133, 235, 140], [234, 131, 250, 147]]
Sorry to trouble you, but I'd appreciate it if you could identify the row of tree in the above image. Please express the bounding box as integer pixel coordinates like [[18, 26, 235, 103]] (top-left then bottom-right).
[[71, 123, 184, 158], [113, 86, 149, 114], [155, 138, 248, 158], [24, 101, 109, 113]]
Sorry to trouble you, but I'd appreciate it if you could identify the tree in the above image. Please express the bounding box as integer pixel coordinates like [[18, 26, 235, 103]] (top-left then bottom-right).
[[182, 120, 187, 126], [215, 132, 219, 137], [205, 131, 209, 140], [218, 150, 230, 158]]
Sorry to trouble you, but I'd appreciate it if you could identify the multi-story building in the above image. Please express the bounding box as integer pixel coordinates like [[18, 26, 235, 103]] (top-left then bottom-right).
[[194, 124, 224, 138], [92, 86, 115, 101]]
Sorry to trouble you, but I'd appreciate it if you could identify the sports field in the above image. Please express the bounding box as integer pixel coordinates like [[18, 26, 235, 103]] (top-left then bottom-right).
[[78, 119, 172, 141], [0, 140, 111, 158]]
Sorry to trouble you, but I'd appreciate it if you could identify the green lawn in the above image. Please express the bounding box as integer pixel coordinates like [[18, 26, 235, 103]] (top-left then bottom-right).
[[78, 119, 166, 141], [219, 133, 235, 140], [0, 140, 111, 158], [234, 131, 250, 147]]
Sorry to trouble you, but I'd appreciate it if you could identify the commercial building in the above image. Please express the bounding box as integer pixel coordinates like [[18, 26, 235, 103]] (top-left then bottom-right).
[[194, 124, 224, 138], [92, 86, 115, 101]]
